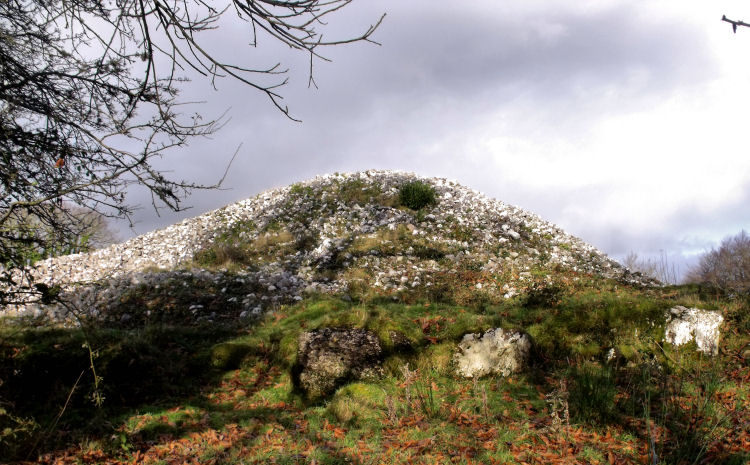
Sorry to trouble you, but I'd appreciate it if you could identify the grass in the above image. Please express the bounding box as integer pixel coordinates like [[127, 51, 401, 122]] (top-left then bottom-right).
[[335, 178, 397, 207], [1, 282, 749, 464], [567, 361, 618, 425], [343, 225, 452, 264], [192, 228, 298, 270]]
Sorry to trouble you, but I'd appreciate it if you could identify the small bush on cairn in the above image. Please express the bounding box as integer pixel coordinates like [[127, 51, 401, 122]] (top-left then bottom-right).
[[398, 181, 437, 210]]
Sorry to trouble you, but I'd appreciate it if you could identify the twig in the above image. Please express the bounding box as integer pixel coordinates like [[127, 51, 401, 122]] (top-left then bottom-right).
[[722, 15, 750, 33]]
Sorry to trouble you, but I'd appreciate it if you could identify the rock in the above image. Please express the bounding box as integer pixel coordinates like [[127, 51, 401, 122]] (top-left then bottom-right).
[[295, 328, 383, 399], [454, 328, 531, 378], [664, 306, 723, 355]]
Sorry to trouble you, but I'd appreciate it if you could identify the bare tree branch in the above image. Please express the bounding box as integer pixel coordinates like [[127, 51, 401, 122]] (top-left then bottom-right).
[[0, 0, 383, 304], [722, 15, 750, 33]]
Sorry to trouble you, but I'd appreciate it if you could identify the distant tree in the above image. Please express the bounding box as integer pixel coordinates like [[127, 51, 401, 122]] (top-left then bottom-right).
[[685, 230, 750, 297], [0, 0, 383, 304], [622, 250, 678, 285], [2, 205, 118, 264]]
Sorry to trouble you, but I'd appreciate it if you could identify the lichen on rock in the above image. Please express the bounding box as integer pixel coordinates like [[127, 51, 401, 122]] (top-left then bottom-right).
[[664, 306, 723, 355], [454, 328, 531, 378], [295, 327, 384, 399]]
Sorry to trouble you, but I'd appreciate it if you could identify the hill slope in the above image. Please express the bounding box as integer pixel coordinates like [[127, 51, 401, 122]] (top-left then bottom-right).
[[10, 170, 650, 323]]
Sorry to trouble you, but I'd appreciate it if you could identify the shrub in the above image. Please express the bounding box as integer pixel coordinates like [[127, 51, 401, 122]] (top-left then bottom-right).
[[398, 181, 437, 210], [0, 408, 37, 460], [685, 230, 750, 296], [632, 348, 730, 464]]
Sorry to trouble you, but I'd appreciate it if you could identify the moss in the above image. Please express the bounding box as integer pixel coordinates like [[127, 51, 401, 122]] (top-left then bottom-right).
[[415, 342, 455, 376], [210, 342, 252, 370], [326, 382, 386, 426]]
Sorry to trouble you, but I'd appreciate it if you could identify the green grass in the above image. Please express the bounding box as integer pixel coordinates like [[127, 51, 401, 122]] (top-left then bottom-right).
[[335, 178, 395, 207], [344, 225, 452, 262], [567, 361, 618, 425], [1, 282, 748, 464]]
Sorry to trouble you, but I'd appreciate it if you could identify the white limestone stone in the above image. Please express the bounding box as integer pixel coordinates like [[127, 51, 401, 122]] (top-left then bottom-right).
[[664, 306, 723, 355], [455, 328, 531, 378]]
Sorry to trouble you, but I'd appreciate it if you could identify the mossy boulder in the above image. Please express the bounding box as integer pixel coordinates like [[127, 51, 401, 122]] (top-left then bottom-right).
[[294, 328, 383, 400]]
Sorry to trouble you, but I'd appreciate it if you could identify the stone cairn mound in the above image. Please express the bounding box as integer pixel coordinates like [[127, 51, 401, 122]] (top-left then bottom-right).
[[2, 170, 653, 325]]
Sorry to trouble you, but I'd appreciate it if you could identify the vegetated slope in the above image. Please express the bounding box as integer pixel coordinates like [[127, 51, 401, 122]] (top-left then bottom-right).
[[2, 172, 749, 465], [6, 170, 652, 324]]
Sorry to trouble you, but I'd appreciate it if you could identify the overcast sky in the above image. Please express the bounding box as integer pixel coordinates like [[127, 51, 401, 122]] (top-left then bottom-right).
[[119, 0, 750, 279]]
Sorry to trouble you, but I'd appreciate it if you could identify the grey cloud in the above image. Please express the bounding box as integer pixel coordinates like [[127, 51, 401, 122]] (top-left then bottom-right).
[[662, 180, 750, 247], [308, 2, 717, 117], [169, 1, 718, 161], [558, 180, 750, 272], [114, 0, 729, 264]]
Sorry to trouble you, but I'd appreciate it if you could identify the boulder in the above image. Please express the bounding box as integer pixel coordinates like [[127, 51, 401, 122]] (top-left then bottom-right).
[[664, 306, 723, 355], [454, 328, 531, 378], [295, 328, 383, 399]]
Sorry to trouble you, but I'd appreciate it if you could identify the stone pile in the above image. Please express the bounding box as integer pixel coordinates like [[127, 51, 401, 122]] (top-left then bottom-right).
[[3, 170, 652, 323]]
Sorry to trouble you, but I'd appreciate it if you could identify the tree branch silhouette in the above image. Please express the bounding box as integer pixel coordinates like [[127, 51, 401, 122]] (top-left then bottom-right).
[[722, 15, 750, 33]]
